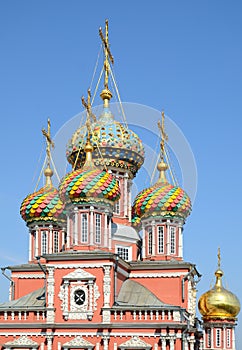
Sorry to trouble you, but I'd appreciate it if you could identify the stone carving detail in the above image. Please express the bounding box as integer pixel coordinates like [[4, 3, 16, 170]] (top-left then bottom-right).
[[63, 335, 94, 348], [4, 335, 38, 347], [103, 265, 111, 307], [119, 336, 152, 349], [58, 268, 100, 320], [187, 280, 197, 325]]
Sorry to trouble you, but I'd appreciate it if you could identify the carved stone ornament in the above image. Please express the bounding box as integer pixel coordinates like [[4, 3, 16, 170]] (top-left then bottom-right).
[[62, 335, 94, 349], [119, 336, 152, 349], [4, 335, 38, 348], [58, 268, 100, 320]]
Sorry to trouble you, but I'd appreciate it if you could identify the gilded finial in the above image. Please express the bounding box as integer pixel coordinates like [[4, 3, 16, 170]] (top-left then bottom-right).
[[81, 90, 95, 167], [99, 19, 114, 107], [42, 119, 54, 186], [217, 247, 221, 269], [157, 111, 168, 183]]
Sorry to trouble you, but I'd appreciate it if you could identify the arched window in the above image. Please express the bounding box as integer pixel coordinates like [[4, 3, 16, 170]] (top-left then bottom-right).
[[81, 213, 88, 243], [95, 214, 101, 244], [148, 228, 152, 255], [170, 226, 176, 254], [216, 328, 221, 347], [54, 231, 59, 253], [158, 226, 164, 254]]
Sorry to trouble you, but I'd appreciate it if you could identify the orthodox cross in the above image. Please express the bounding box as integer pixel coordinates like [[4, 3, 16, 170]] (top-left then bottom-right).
[[157, 111, 168, 161], [42, 119, 54, 167], [99, 19, 114, 90], [217, 247, 221, 269], [81, 88, 96, 127]]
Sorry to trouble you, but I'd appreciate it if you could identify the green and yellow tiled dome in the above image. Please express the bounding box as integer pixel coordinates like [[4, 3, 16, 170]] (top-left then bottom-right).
[[132, 162, 191, 227], [20, 168, 65, 224], [66, 107, 144, 177], [59, 140, 120, 206]]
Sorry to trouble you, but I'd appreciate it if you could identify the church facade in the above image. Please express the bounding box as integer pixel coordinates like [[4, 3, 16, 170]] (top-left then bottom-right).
[[0, 21, 240, 350]]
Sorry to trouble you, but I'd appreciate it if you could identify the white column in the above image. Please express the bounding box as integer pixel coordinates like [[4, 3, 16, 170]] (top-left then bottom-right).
[[166, 220, 170, 256], [108, 214, 112, 250], [102, 335, 109, 350], [232, 327, 236, 349], [142, 224, 146, 259], [66, 215, 70, 248], [29, 229, 32, 261], [104, 210, 108, 247], [46, 335, 53, 350], [90, 206, 94, 246], [161, 337, 166, 350], [152, 221, 156, 255], [61, 229, 65, 251], [124, 173, 128, 217], [223, 325, 226, 349], [74, 207, 78, 245], [49, 225, 53, 254], [128, 179, 132, 221], [178, 223, 183, 258], [211, 326, 214, 349], [170, 337, 175, 350], [35, 225, 39, 257]]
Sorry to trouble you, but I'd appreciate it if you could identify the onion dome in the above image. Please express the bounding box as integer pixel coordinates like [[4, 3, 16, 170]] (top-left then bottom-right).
[[20, 167, 65, 225], [59, 138, 120, 207], [132, 161, 191, 227], [198, 265, 240, 320], [66, 106, 144, 177]]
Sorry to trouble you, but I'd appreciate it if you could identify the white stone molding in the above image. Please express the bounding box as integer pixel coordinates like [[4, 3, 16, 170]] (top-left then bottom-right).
[[62, 335, 94, 349], [187, 280, 197, 326], [103, 265, 111, 307], [46, 334, 53, 350], [129, 272, 184, 278], [46, 266, 55, 323], [49, 225, 53, 254], [4, 335, 38, 348], [51, 262, 113, 269], [119, 336, 152, 349], [11, 273, 45, 279], [59, 268, 100, 320]]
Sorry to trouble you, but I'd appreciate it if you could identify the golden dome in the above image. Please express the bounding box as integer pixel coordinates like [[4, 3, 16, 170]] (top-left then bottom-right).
[[198, 267, 240, 320]]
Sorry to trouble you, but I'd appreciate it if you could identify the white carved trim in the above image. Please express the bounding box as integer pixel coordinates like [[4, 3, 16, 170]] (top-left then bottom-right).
[[4, 335, 38, 347], [63, 335, 94, 348], [62, 268, 96, 280], [49, 262, 113, 269], [119, 336, 152, 349], [129, 272, 185, 278], [11, 273, 45, 279]]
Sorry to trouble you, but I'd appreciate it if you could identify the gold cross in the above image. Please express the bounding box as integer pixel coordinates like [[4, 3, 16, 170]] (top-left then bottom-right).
[[99, 19, 114, 90], [82, 89, 97, 136], [217, 247, 221, 269], [157, 111, 168, 161], [42, 119, 54, 167]]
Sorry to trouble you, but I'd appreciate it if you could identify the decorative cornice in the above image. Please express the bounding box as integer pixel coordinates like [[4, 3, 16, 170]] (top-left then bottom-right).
[[63, 335, 94, 348], [12, 273, 45, 279], [4, 335, 38, 347], [119, 336, 152, 349], [50, 262, 113, 269], [62, 268, 96, 280], [129, 272, 184, 278]]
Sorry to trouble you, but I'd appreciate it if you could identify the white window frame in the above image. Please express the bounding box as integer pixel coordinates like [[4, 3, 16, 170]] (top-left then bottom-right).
[[170, 226, 176, 254], [95, 213, 101, 244], [81, 213, 88, 243], [216, 328, 221, 347], [207, 328, 211, 348], [227, 328, 231, 348], [116, 245, 132, 261], [158, 226, 164, 254], [148, 228, 152, 255], [53, 231, 59, 253], [41, 231, 47, 255], [114, 200, 120, 214]]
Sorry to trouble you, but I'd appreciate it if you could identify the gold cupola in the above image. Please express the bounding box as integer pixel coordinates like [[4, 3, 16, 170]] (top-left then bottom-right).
[[198, 248, 240, 320]]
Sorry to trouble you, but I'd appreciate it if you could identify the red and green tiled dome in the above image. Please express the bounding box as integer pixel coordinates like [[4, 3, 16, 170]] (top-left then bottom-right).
[[132, 163, 191, 227], [59, 141, 120, 206], [20, 171, 65, 225], [66, 107, 144, 177]]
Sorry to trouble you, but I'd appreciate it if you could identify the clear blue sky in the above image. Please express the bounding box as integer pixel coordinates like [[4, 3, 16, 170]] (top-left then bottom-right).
[[0, 0, 242, 345]]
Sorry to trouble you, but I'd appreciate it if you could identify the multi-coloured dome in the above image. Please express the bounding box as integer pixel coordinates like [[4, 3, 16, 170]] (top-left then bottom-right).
[[20, 167, 65, 225], [60, 140, 120, 206], [66, 107, 144, 177], [132, 162, 191, 227], [198, 267, 240, 320]]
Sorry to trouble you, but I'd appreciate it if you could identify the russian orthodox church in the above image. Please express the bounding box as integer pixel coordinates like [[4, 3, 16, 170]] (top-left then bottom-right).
[[0, 20, 240, 350]]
